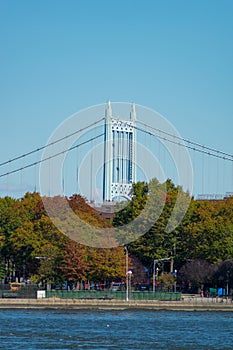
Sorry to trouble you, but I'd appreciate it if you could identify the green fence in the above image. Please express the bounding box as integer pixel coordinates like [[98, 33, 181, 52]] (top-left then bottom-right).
[[46, 290, 181, 301], [0, 284, 39, 299]]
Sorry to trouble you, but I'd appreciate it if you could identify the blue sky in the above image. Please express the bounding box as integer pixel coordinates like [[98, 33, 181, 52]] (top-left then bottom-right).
[[0, 0, 233, 198]]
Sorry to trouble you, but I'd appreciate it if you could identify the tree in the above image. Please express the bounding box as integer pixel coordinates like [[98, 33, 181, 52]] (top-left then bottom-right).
[[212, 259, 233, 291], [32, 244, 64, 287], [157, 272, 175, 292], [113, 181, 148, 227], [178, 198, 233, 264], [179, 259, 216, 291], [115, 179, 188, 273], [59, 240, 88, 287], [0, 196, 30, 281], [87, 247, 126, 284], [21, 192, 45, 221], [69, 194, 111, 228], [9, 221, 38, 281], [0, 259, 5, 281]]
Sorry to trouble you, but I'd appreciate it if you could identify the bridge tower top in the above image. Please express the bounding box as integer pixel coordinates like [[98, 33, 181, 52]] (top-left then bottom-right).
[[103, 101, 136, 202]]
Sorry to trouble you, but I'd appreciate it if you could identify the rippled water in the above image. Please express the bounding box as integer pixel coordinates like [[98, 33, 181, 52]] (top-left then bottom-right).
[[0, 309, 233, 349]]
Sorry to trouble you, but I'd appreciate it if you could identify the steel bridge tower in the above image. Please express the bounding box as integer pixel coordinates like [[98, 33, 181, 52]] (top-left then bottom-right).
[[103, 101, 136, 201]]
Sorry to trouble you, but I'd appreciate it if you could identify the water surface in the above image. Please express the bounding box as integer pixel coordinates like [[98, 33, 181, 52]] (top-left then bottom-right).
[[0, 309, 232, 349]]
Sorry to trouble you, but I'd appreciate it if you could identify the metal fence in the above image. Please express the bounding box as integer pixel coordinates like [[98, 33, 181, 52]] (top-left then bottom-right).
[[0, 283, 181, 300], [0, 284, 39, 299], [46, 290, 182, 301]]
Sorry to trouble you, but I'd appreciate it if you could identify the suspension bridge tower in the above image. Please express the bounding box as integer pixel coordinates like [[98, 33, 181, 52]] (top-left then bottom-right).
[[103, 101, 136, 202]]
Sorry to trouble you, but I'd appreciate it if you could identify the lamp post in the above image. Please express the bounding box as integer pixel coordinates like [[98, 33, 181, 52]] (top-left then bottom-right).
[[125, 246, 129, 301], [174, 269, 177, 293], [226, 271, 229, 300], [153, 260, 156, 293], [126, 270, 132, 301]]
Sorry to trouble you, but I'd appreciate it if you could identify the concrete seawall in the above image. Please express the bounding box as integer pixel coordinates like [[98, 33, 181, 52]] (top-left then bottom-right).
[[1, 298, 233, 311]]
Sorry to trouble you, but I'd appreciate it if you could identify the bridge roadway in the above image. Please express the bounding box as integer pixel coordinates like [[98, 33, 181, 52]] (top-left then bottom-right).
[[0, 296, 233, 311]]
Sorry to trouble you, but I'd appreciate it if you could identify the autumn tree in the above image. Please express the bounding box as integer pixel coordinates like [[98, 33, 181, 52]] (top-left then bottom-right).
[[59, 240, 88, 287]]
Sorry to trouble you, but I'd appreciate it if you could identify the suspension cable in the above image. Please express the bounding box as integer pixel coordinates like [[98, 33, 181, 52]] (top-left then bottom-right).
[[0, 117, 105, 167], [0, 133, 104, 178]]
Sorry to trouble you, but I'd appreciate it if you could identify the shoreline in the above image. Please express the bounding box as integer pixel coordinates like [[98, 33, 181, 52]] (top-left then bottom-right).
[[0, 298, 233, 311]]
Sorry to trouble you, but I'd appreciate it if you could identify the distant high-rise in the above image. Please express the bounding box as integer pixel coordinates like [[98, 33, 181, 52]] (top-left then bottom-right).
[[103, 101, 136, 201]]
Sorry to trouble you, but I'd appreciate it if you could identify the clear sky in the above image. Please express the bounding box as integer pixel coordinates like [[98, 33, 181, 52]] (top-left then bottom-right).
[[0, 0, 233, 198]]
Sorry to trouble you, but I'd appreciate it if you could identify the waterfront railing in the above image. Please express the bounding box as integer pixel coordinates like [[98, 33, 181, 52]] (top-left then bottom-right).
[[45, 290, 181, 301]]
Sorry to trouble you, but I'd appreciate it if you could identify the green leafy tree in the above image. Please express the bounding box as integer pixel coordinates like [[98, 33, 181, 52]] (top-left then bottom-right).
[[87, 247, 126, 284], [9, 221, 38, 280], [32, 244, 64, 287], [115, 179, 187, 272], [113, 181, 148, 227], [178, 198, 233, 264], [0, 196, 29, 280]]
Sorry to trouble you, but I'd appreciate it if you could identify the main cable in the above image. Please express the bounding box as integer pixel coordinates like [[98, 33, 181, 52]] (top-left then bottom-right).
[[0, 117, 105, 167], [136, 121, 233, 162], [137, 120, 233, 160], [1, 118, 233, 180], [0, 133, 104, 178]]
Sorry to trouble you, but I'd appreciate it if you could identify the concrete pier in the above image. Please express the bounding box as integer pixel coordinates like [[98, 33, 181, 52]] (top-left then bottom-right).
[[0, 298, 233, 311]]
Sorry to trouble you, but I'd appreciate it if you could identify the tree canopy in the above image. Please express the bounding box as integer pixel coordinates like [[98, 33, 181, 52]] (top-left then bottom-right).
[[0, 180, 233, 292], [0, 192, 125, 286]]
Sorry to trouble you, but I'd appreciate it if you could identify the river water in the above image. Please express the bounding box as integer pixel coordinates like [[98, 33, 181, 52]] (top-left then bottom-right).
[[0, 309, 232, 349]]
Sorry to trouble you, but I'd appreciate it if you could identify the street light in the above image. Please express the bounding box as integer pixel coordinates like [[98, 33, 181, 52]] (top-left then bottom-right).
[[125, 246, 128, 301], [126, 270, 133, 301], [174, 269, 177, 293], [153, 260, 156, 293], [226, 271, 229, 300]]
